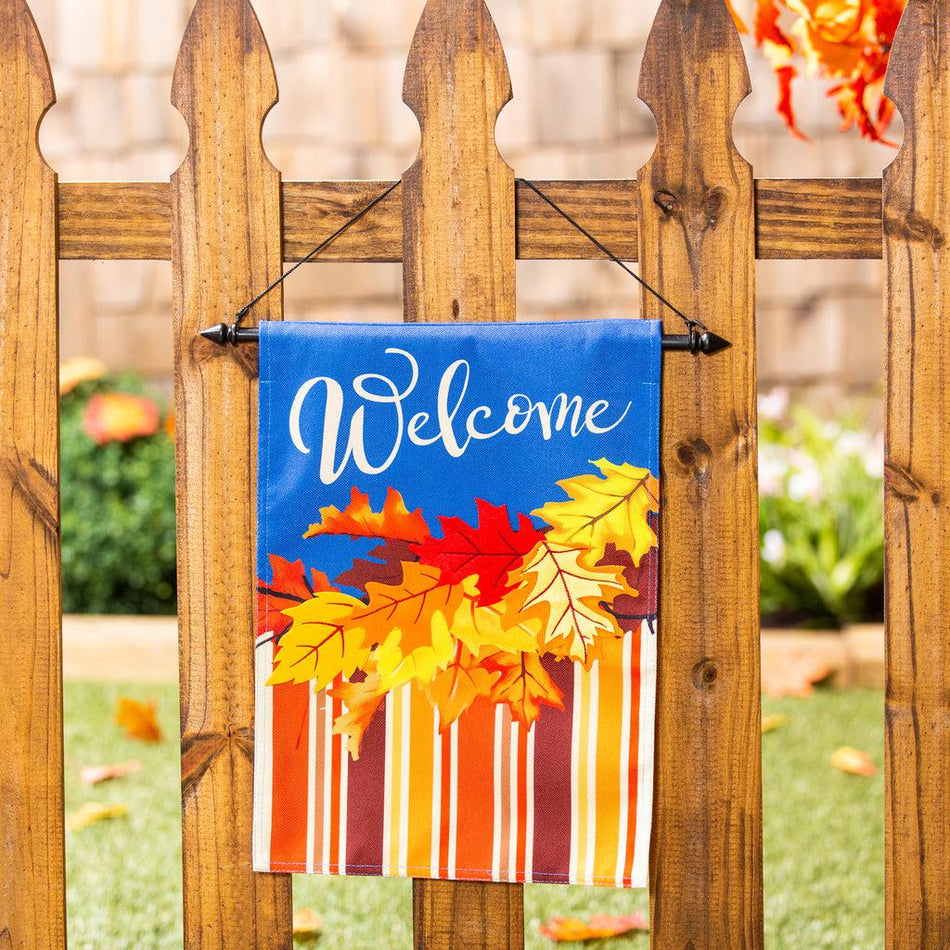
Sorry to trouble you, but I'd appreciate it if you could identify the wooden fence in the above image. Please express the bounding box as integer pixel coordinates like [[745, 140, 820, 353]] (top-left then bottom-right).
[[0, 0, 947, 946]]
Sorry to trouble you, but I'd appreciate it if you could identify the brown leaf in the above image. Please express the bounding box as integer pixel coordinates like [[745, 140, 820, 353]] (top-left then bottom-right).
[[335, 539, 416, 593], [79, 759, 142, 786], [115, 697, 163, 743]]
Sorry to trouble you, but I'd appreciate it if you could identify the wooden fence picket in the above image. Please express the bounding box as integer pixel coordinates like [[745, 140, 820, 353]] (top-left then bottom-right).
[[882, 2, 950, 947], [0, 3, 66, 948], [170, 1, 292, 946], [401, 1, 522, 948], [636, 1, 763, 947]]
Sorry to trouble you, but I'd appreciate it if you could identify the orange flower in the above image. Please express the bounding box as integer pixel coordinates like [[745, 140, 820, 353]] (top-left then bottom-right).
[[60, 356, 107, 395], [83, 392, 161, 445]]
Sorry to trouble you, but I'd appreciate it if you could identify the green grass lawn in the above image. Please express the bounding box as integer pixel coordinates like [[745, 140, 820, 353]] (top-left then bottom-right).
[[63, 684, 883, 949]]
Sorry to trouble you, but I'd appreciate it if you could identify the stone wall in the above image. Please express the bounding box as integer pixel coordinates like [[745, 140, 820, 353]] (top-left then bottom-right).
[[30, 0, 891, 403]]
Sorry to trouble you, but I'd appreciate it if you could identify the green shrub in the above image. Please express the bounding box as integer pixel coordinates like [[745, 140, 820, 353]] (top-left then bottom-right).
[[61, 372, 177, 615], [759, 394, 884, 629]]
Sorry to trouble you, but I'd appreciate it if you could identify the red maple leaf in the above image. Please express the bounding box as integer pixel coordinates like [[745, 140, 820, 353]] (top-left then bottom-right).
[[257, 554, 334, 641], [412, 499, 544, 607]]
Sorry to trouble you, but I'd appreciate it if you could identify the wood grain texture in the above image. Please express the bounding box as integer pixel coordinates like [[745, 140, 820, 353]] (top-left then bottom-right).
[[57, 178, 884, 262], [636, 2, 763, 947], [170, 1, 292, 946], [883, 3, 950, 946], [401, 1, 522, 946], [0, 3, 65, 948]]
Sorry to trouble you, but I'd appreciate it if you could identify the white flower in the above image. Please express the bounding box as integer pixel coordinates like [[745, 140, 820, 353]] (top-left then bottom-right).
[[758, 447, 787, 496], [758, 387, 790, 421], [762, 529, 787, 567], [788, 464, 823, 502]]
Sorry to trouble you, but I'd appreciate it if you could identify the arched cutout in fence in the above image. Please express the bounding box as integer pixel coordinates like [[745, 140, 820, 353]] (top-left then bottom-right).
[[1, 0, 948, 948]]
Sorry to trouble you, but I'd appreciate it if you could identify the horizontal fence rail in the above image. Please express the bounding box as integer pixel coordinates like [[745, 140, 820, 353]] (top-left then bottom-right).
[[58, 178, 884, 263]]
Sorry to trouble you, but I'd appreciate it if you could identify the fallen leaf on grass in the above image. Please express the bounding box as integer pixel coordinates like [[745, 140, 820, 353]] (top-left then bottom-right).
[[539, 912, 648, 942], [761, 655, 832, 698], [762, 713, 788, 734], [292, 907, 323, 942], [115, 697, 163, 743], [67, 802, 129, 832], [831, 746, 876, 777], [79, 759, 142, 786]]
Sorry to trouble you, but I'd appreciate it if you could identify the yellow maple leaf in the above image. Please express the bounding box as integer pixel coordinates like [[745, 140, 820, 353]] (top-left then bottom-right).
[[354, 562, 467, 690], [452, 594, 542, 657], [533, 459, 658, 569], [330, 670, 387, 760], [267, 591, 370, 692], [424, 643, 499, 729], [508, 540, 624, 667]]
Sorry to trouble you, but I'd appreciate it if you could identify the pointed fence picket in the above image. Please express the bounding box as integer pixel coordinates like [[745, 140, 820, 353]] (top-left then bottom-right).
[[0, 0, 946, 948]]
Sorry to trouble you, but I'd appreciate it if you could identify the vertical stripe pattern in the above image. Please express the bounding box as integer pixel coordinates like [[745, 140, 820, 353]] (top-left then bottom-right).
[[255, 623, 657, 887]]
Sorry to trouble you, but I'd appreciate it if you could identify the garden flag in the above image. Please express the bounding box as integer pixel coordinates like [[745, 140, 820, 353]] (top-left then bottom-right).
[[253, 319, 660, 888]]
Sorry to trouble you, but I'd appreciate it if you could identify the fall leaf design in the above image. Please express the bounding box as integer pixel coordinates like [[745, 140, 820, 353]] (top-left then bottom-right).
[[330, 671, 387, 760], [304, 486, 429, 544], [268, 591, 372, 692], [257, 554, 334, 640], [511, 540, 625, 666], [413, 499, 544, 606], [484, 649, 565, 728], [533, 459, 658, 569], [259, 458, 658, 756]]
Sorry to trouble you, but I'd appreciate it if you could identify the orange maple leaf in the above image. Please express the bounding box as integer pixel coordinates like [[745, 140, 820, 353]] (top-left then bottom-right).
[[482, 650, 564, 729], [304, 486, 429, 544], [424, 642, 500, 729], [330, 671, 387, 760], [115, 697, 163, 743]]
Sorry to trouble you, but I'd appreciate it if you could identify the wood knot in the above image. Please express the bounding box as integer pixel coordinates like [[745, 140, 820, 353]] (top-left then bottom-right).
[[692, 658, 720, 691], [884, 463, 921, 502], [885, 210, 946, 251], [673, 437, 712, 491], [654, 189, 680, 216], [702, 187, 726, 227]]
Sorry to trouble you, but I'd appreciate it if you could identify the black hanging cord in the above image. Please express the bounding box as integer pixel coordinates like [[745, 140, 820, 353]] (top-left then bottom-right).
[[516, 177, 706, 333], [199, 178, 730, 355]]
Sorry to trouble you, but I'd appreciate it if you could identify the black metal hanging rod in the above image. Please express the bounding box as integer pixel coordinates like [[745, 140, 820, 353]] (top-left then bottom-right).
[[199, 322, 730, 354], [197, 178, 731, 356]]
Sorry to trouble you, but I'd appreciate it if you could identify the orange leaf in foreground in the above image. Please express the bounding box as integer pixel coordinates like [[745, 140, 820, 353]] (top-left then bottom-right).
[[483, 650, 564, 729], [539, 912, 648, 942], [831, 746, 876, 777], [257, 553, 334, 640], [304, 485, 429, 544], [292, 907, 324, 942], [760, 654, 832, 698], [115, 697, 163, 743], [83, 392, 160, 445], [79, 759, 142, 786]]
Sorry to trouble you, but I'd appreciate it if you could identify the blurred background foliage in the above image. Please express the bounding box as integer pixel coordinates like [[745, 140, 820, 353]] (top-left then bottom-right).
[[61, 359, 177, 615], [758, 390, 885, 629]]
